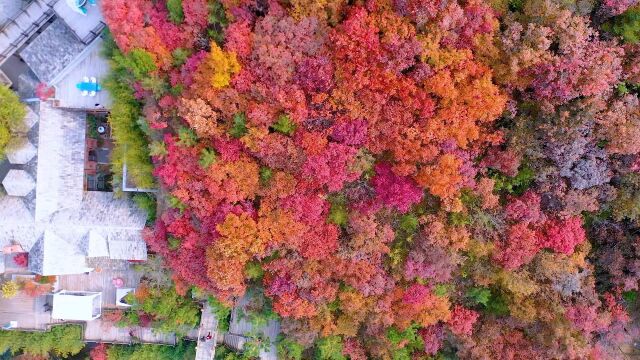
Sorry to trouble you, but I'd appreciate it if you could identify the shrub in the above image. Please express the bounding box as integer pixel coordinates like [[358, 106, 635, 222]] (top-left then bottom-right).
[[133, 193, 157, 224], [0, 325, 84, 358], [12, 253, 28, 268], [1, 281, 19, 299], [103, 38, 155, 190], [35, 82, 55, 100], [209, 296, 232, 332], [315, 336, 346, 360], [0, 85, 26, 158], [167, 0, 184, 23], [121, 285, 200, 335], [21, 280, 53, 297], [106, 341, 195, 360], [90, 343, 109, 360], [604, 5, 640, 43], [277, 337, 304, 360]]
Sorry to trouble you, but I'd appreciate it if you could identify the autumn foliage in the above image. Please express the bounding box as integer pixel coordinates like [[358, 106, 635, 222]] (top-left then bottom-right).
[[103, 0, 640, 357]]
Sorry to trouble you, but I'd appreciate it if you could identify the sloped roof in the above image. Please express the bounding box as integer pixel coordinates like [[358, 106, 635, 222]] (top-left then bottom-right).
[[2, 102, 148, 276], [35, 102, 86, 222], [108, 237, 147, 261], [6, 137, 37, 165], [0, 196, 40, 250], [50, 192, 147, 229], [29, 230, 92, 276], [2, 169, 35, 196], [19, 19, 87, 83], [85, 230, 109, 258]]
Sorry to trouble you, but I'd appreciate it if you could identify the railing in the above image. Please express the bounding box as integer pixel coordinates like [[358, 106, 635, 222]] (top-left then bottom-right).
[[81, 21, 105, 44], [0, 0, 58, 65]]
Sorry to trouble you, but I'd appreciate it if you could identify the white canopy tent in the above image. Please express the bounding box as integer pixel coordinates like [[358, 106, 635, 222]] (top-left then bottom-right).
[[51, 290, 102, 321]]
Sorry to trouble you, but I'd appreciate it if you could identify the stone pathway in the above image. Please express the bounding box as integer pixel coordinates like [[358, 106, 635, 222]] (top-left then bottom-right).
[[195, 304, 218, 360]]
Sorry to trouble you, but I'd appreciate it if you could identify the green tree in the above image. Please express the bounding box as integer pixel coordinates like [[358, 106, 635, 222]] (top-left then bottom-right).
[[166, 0, 184, 24], [0, 85, 26, 158], [315, 336, 345, 360], [103, 37, 155, 190], [277, 337, 304, 360], [112, 48, 158, 81], [604, 5, 640, 43], [271, 114, 296, 136], [107, 342, 195, 360], [133, 193, 157, 224], [229, 112, 248, 138], [386, 325, 424, 360], [123, 285, 200, 335], [0, 325, 84, 358], [208, 296, 232, 332]]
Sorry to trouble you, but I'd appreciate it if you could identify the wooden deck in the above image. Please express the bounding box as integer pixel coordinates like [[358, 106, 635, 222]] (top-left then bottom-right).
[[51, 37, 112, 110], [195, 305, 219, 360], [53, 0, 105, 43], [0, 293, 51, 330], [84, 318, 177, 345], [225, 296, 280, 360], [0, 259, 196, 347], [56, 263, 141, 308]]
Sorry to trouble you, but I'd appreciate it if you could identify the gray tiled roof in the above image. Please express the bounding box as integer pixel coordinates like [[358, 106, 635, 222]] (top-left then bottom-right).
[[2, 102, 148, 276], [20, 19, 86, 83], [0, 0, 22, 28], [28, 229, 92, 275]]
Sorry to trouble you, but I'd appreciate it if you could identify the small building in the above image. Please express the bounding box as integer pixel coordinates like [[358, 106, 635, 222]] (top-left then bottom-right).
[[51, 290, 102, 321], [0, 0, 148, 278]]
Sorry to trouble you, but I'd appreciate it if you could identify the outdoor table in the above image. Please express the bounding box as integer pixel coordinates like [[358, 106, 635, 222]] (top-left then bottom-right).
[[112, 277, 124, 288], [76, 82, 100, 92]]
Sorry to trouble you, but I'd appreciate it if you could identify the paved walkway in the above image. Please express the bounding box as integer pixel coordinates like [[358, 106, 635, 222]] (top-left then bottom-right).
[[0, 292, 50, 330], [84, 318, 176, 345], [224, 295, 280, 360], [195, 304, 218, 360]]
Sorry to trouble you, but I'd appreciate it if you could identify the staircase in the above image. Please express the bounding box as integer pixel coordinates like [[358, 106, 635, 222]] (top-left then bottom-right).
[[195, 304, 219, 360], [0, 0, 58, 66], [0, 0, 106, 67]]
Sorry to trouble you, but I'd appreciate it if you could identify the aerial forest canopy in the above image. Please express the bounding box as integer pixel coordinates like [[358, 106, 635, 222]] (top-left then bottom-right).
[[102, 0, 640, 358]]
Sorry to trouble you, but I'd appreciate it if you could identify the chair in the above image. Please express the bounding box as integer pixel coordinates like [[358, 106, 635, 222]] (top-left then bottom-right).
[[2, 321, 17, 330], [87, 150, 97, 162]]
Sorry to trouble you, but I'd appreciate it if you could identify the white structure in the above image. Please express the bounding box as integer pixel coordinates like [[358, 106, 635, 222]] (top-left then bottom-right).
[[6, 137, 37, 165], [52, 290, 102, 321], [0, 102, 148, 276], [116, 288, 134, 307], [0, 0, 147, 278], [2, 169, 35, 196]]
